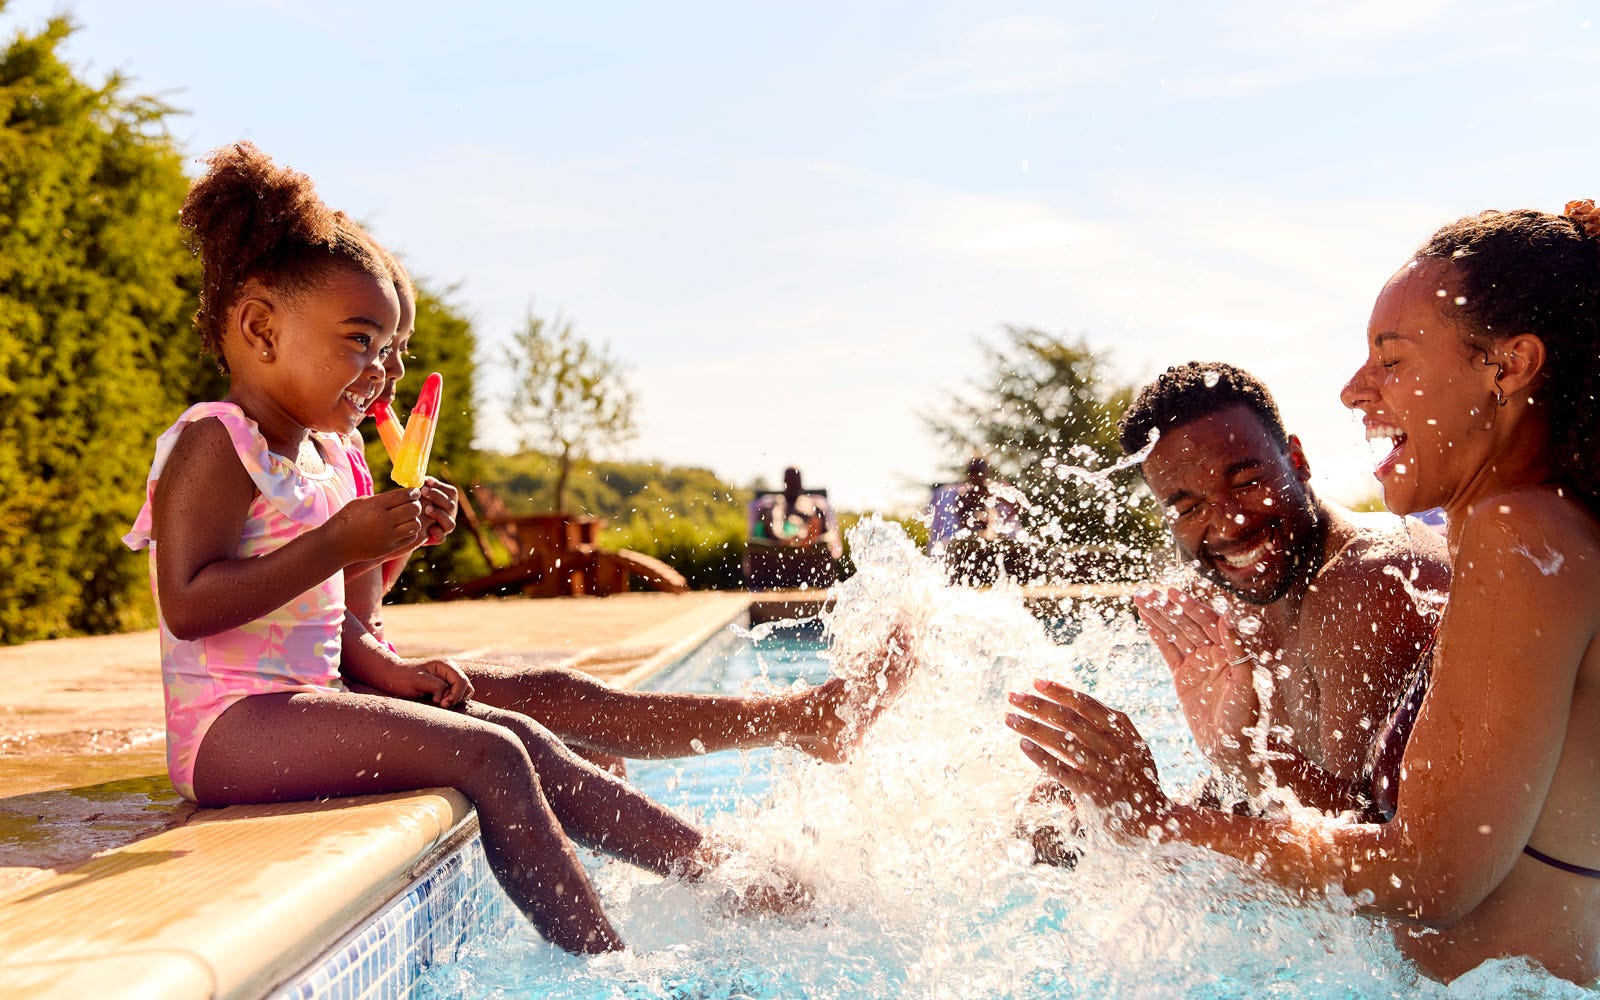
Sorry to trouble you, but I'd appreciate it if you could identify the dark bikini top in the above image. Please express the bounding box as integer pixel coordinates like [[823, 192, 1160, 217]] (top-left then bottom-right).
[[1363, 632, 1600, 879], [1362, 634, 1434, 823]]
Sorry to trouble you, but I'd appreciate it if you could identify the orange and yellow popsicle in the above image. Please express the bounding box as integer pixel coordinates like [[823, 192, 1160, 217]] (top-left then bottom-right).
[[391, 372, 442, 489], [370, 399, 404, 463]]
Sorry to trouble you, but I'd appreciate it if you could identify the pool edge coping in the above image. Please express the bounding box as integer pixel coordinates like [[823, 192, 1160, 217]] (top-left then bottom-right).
[[0, 593, 755, 1000], [0, 585, 1135, 998]]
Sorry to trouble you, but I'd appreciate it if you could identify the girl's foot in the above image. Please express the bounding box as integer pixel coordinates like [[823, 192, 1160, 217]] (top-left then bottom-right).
[[789, 624, 918, 763], [678, 841, 816, 917]]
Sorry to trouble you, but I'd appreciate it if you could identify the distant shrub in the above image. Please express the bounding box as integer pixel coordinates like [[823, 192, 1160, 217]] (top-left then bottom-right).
[[604, 512, 746, 591], [474, 453, 753, 590]]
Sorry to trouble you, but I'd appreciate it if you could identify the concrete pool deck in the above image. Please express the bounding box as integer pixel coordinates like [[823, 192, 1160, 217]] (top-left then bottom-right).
[[0, 584, 1134, 998]]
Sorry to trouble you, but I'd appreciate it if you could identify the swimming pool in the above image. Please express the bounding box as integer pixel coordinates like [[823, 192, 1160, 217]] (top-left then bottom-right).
[[282, 522, 1580, 999]]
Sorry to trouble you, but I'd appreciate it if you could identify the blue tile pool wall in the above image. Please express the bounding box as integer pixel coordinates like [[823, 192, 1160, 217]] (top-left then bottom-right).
[[270, 616, 763, 998], [271, 829, 514, 1000]]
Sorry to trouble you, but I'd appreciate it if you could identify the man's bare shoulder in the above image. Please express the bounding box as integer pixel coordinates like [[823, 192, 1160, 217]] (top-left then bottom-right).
[[1307, 507, 1450, 607]]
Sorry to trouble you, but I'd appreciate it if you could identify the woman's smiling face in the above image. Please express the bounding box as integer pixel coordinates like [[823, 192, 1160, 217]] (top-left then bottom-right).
[[1341, 260, 1496, 515]]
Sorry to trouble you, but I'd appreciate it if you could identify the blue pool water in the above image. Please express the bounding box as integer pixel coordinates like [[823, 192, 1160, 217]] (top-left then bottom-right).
[[416, 522, 1581, 1000]]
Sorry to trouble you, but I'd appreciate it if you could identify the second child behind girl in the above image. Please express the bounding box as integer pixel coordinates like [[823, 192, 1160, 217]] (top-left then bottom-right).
[[125, 142, 800, 954], [347, 255, 915, 768]]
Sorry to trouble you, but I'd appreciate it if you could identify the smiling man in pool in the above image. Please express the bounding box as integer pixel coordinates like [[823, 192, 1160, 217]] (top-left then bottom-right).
[[1112, 361, 1450, 815]]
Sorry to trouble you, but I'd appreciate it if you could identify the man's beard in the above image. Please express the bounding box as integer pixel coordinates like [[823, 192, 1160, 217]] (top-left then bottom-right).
[[1196, 502, 1327, 607]]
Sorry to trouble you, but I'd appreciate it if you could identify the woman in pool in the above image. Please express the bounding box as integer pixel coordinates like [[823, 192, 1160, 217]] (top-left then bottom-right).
[[1007, 201, 1600, 983]]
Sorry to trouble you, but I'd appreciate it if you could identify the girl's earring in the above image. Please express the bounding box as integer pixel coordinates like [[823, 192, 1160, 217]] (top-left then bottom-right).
[[1493, 378, 1508, 408], [260, 350, 272, 361]]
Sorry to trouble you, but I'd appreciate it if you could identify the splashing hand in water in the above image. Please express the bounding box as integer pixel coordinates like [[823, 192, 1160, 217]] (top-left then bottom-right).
[[1133, 587, 1261, 776], [1006, 679, 1174, 841]]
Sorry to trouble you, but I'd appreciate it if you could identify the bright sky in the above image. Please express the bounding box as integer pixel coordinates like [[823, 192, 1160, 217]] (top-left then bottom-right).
[[10, 1, 1597, 511]]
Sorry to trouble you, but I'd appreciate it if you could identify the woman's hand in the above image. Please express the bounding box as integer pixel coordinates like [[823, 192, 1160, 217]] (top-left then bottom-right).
[[1135, 587, 1260, 772], [1007, 679, 1173, 839]]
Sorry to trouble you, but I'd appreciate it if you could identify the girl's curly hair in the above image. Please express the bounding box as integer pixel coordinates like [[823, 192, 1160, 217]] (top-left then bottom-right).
[[178, 142, 390, 370], [1414, 205, 1600, 514]]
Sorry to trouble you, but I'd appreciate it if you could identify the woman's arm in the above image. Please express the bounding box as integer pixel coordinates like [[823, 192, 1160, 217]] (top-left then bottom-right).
[[1010, 494, 1591, 927], [152, 419, 426, 640]]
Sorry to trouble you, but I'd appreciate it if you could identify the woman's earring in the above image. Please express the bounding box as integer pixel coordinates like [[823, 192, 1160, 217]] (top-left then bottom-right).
[[1479, 350, 1508, 408]]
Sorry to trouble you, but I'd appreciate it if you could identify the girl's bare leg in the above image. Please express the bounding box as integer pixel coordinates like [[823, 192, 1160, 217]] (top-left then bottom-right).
[[462, 662, 824, 757], [461, 629, 915, 764], [454, 700, 710, 874], [192, 691, 635, 954]]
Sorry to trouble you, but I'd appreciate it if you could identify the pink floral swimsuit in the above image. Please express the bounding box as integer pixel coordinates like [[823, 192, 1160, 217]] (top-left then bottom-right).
[[124, 403, 359, 801]]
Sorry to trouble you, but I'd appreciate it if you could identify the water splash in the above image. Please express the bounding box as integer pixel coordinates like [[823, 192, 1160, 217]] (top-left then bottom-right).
[[1381, 564, 1450, 621], [422, 519, 1572, 999], [1512, 542, 1565, 577]]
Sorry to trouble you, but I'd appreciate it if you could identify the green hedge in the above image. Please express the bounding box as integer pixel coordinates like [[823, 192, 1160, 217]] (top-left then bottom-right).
[[0, 15, 209, 642]]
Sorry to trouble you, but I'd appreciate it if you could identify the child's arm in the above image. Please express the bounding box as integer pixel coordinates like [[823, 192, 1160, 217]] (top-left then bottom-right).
[[152, 419, 426, 641], [378, 476, 457, 591], [341, 612, 472, 707], [345, 475, 458, 637]]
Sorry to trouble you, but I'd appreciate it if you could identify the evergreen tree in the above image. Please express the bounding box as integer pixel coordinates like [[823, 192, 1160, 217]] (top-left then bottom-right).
[[926, 326, 1165, 573], [0, 10, 206, 642]]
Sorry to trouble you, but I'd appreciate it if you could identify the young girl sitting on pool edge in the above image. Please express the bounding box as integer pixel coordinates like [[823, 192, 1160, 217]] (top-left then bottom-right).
[[124, 141, 809, 955], [344, 252, 916, 770]]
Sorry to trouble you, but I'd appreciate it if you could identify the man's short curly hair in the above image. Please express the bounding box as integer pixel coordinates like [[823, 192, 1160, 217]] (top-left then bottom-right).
[[1118, 361, 1289, 456]]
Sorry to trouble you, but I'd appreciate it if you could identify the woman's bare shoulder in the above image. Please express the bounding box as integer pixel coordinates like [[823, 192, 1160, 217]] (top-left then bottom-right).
[[1451, 489, 1600, 631], [1458, 489, 1600, 565]]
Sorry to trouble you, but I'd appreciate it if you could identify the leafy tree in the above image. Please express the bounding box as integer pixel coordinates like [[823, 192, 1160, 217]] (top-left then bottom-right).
[[363, 278, 487, 601], [504, 310, 637, 512], [926, 326, 1165, 575], [0, 9, 208, 643]]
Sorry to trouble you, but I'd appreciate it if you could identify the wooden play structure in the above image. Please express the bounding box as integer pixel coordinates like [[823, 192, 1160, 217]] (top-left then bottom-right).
[[447, 486, 688, 599]]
